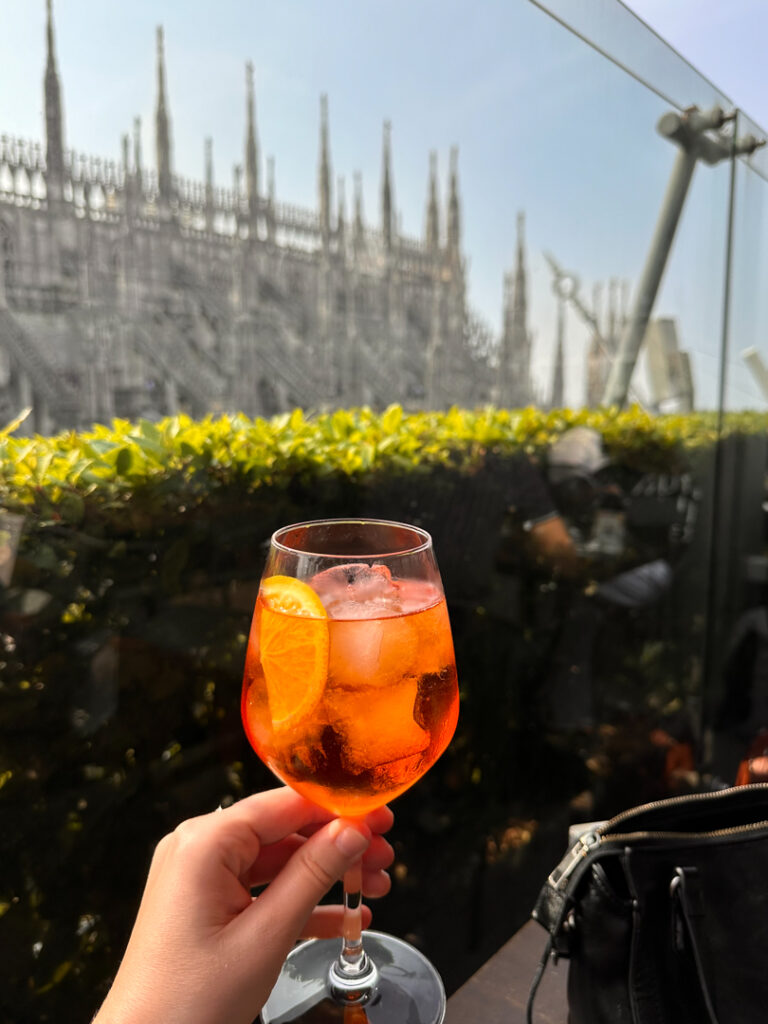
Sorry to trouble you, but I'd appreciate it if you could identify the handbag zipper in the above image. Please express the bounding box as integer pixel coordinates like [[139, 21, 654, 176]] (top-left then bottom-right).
[[548, 784, 768, 892], [598, 818, 768, 846], [549, 830, 602, 889], [601, 782, 768, 833]]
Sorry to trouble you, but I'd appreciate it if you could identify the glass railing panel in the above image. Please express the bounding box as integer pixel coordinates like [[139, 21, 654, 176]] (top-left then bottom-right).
[[708, 131, 768, 785], [532, 0, 732, 114], [0, 3, 760, 1021], [733, 109, 768, 183]]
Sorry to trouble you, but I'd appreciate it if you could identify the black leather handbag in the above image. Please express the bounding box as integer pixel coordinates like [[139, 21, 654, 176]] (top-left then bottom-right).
[[526, 784, 768, 1023]]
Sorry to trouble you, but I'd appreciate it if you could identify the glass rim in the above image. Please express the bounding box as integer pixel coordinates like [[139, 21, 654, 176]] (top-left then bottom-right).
[[270, 518, 433, 558]]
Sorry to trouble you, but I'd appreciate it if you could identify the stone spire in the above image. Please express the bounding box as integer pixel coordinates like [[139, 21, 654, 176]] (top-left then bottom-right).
[[425, 150, 439, 253], [446, 146, 461, 261], [551, 296, 565, 409], [155, 26, 173, 202], [133, 116, 143, 192], [204, 137, 214, 231], [381, 121, 393, 250], [353, 171, 365, 253], [318, 95, 332, 244], [245, 61, 259, 222], [44, 0, 65, 201], [513, 211, 527, 330], [337, 176, 346, 250], [121, 133, 131, 209], [205, 138, 214, 191], [266, 156, 276, 241], [268, 157, 275, 203], [499, 212, 532, 407]]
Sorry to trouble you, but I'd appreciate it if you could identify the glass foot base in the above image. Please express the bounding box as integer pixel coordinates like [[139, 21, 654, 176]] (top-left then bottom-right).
[[261, 930, 446, 1024]]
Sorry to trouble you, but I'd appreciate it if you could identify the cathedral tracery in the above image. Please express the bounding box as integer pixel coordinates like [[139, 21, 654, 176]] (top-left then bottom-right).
[[0, 4, 541, 434]]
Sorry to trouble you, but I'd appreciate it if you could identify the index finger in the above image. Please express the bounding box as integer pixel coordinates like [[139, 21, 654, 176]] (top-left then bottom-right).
[[221, 788, 394, 847], [220, 788, 334, 846], [294, 805, 394, 840]]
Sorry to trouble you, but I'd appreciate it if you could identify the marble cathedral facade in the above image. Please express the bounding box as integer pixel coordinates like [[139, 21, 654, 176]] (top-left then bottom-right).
[[0, 5, 499, 434]]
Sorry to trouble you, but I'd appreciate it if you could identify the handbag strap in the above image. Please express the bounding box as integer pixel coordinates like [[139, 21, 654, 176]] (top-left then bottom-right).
[[669, 866, 719, 1024], [526, 860, 722, 1024], [526, 832, 612, 1021], [525, 933, 554, 1024]]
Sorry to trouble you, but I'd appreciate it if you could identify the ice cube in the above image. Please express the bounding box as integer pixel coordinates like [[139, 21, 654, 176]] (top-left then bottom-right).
[[413, 665, 458, 735], [323, 677, 429, 773], [283, 737, 326, 781], [329, 616, 418, 689], [311, 563, 403, 618]]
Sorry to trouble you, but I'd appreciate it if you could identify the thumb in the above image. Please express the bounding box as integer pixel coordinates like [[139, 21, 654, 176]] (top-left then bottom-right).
[[237, 819, 371, 962]]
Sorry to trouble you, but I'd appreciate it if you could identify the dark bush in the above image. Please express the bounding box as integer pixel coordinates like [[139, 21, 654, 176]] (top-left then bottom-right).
[[0, 405, 762, 1021]]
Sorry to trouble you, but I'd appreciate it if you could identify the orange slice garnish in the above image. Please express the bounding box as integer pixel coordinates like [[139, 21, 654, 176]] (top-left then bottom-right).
[[259, 576, 329, 729]]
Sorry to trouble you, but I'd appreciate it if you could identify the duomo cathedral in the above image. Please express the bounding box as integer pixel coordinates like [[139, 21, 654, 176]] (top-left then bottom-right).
[[0, 3, 541, 433]]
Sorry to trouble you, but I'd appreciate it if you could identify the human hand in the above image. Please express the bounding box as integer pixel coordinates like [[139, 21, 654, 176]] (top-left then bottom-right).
[[93, 787, 394, 1024]]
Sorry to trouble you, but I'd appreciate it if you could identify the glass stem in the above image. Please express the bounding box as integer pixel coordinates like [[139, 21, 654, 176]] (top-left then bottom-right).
[[329, 859, 379, 1004], [339, 862, 365, 972]]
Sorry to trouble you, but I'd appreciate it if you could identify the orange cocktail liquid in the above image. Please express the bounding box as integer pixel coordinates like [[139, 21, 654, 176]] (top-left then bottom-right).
[[242, 579, 459, 816]]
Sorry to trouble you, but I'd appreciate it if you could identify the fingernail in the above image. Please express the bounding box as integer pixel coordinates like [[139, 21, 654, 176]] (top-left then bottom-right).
[[334, 824, 370, 857]]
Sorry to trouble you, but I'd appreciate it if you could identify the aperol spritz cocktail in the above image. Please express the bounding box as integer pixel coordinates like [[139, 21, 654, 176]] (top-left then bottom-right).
[[240, 519, 459, 1024], [242, 571, 458, 817]]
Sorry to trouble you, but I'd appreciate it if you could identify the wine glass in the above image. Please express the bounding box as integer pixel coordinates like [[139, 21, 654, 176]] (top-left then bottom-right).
[[241, 518, 459, 1024]]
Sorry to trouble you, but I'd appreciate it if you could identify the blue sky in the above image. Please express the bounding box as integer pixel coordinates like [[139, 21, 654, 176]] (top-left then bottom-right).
[[624, 0, 767, 127], [0, 1, 766, 410]]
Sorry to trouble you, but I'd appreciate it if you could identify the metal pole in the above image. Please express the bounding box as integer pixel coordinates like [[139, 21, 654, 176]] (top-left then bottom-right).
[[601, 105, 747, 408], [601, 145, 697, 407]]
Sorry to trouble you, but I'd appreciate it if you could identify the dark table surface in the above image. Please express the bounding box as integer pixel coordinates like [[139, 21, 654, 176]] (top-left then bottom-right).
[[446, 920, 567, 1023]]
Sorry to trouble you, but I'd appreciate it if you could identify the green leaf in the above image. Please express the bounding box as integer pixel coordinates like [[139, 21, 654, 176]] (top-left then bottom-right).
[[380, 404, 403, 434], [87, 439, 118, 457], [115, 448, 133, 475], [137, 418, 163, 443], [58, 492, 85, 525], [27, 544, 59, 571], [0, 406, 32, 438], [68, 459, 95, 485]]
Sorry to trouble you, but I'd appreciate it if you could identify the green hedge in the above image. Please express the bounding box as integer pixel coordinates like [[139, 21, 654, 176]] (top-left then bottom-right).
[[4, 403, 763, 514], [1, 404, 765, 1022]]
